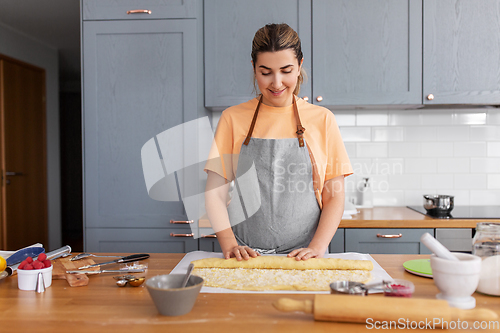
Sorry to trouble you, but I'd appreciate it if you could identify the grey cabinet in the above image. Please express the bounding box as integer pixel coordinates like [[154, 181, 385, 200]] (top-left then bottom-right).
[[82, 0, 197, 20], [312, 0, 422, 106], [329, 228, 344, 253], [423, 0, 500, 105], [82, 16, 199, 251], [345, 228, 433, 254], [435, 228, 472, 252], [86, 228, 198, 253], [204, 0, 312, 108]]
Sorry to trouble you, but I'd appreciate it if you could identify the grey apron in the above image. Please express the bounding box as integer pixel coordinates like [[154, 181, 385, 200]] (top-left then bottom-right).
[[227, 96, 321, 254]]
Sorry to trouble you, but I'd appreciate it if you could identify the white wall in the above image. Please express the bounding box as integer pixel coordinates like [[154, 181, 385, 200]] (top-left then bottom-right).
[[0, 22, 61, 249], [338, 108, 500, 206]]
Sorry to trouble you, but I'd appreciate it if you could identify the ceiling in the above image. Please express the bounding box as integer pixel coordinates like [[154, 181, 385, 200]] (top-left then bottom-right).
[[0, 0, 81, 83]]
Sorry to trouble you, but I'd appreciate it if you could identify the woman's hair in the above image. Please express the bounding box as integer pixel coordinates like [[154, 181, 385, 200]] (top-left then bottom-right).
[[251, 23, 306, 96]]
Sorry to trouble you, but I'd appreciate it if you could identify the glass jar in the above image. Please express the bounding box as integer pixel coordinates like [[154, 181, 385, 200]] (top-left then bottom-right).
[[472, 222, 500, 296]]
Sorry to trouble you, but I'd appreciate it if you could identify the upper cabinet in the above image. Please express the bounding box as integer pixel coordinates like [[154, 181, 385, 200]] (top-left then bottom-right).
[[205, 0, 500, 108], [312, 0, 422, 106], [82, 0, 197, 20], [423, 0, 500, 105], [204, 0, 312, 108]]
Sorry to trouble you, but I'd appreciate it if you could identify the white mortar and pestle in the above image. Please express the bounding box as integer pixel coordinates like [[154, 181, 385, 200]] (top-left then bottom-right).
[[420, 232, 482, 310]]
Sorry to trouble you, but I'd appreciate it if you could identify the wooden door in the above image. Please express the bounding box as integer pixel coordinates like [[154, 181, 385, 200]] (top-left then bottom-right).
[[0, 56, 48, 250]]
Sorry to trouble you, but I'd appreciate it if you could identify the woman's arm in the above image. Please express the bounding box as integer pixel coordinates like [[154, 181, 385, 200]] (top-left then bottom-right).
[[205, 171, 259, 260], [287, 175, 345, 260]]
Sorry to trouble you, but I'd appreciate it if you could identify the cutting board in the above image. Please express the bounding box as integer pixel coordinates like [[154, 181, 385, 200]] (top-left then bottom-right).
[[52, 257, 99, 287]]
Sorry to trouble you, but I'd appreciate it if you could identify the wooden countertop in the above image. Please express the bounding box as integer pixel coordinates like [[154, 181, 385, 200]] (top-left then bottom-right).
[[338, 207, 498, 228], [1, 253, 499, 332], [199, 207, 497, 229]]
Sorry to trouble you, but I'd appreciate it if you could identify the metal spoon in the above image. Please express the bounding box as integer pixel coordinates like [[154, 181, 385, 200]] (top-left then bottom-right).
[[70, 253, 122, 261], [181, 263, 195, 288]]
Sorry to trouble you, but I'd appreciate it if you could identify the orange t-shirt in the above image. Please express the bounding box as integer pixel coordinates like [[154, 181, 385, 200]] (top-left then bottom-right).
[[204, 96, 353, 196]]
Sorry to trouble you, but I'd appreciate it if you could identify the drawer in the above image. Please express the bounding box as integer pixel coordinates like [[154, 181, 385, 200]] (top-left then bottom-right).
[[345, 229, 434, 254], [198, 228, 221, 252], [435, 228, 473, 252], [85, 228, 198, 253], [82, 0, 197, 20]]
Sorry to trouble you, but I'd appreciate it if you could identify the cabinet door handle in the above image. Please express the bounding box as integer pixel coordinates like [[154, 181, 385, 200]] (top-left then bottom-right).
[[6, 172, 23, 176], [170, 233, 194, 237], [127, 9, 152, 15], [377, 233, 402, 238], [170, 220, 194, 224], [303, 96, 309, 102], [316, 96, 323, 102], [201, 234, 217, 238], [427, 94, 434, 101]]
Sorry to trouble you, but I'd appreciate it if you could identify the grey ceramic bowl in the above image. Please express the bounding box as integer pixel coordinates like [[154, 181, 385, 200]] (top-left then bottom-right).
[[146, 274, 203, 316]]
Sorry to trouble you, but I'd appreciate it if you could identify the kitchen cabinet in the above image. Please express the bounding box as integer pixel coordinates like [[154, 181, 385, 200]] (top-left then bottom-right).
[[82, 9, 200, 251], [312, 0, 422, 106], [345, 228, 434, 254], [435, 228, 473, 252], [423, 0, 500, 105], [204, 0, 421, 108], [329, 228, 344, 253], [85, 228, 198, 253], [204, 0, 312, 108], [82, 0, 197, 20]]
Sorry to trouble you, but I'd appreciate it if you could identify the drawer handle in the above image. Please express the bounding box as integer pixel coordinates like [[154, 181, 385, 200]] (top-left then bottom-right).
[[170, 220, 194, 224], [127, 9, 152, 15], [201, 234, 217, 238], [170, 233, 194, 237], [377, 233, 402, 238]]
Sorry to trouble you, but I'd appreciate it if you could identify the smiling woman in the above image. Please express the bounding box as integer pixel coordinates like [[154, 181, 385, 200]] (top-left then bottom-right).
[[204, 23, 353, 262]]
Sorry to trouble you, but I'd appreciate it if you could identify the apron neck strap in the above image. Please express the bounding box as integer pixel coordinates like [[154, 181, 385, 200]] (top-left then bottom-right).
[[243, 95, 305, 147]]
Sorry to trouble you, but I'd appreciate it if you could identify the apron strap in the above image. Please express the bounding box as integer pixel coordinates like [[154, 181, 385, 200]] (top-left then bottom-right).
[[293, 96, 305, 147], [244, 95, 305, 147], [243, 95, 263, 145]]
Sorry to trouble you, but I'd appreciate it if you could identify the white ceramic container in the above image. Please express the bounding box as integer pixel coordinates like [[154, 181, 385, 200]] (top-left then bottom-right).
[[17, 265, 53, 291], [430, 253, 481, 310]]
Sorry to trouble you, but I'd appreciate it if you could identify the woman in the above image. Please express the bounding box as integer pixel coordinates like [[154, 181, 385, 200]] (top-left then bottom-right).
[[205, 23, 352, 261]]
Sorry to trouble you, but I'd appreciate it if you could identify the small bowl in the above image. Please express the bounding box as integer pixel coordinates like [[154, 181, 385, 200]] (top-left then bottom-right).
[[383, 279, 414, 297], [17, 265, 53, 291], [330, 281, 367, 295], [146, 274, 203, 316]]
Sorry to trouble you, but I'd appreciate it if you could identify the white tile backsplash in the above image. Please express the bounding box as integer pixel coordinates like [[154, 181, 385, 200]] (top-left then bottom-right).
[[340, 127, 371, 142], [436, 126, 470, 141], [357, 113, 388, 126], [453, 142, 487, 157], [421, 142, 454, 157], [333, 109, 499, 206], [437, 158, 470, 173], [421, 174, 454, 189], [356, 143, 387, 158], [488, 174, 500, 189], [470, 126, 500, 141], [388, 142, 421, 157], [487, 142, 500, 157]]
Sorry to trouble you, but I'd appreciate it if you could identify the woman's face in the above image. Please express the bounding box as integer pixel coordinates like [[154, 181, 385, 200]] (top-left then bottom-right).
[[253, 49, 302, 107]]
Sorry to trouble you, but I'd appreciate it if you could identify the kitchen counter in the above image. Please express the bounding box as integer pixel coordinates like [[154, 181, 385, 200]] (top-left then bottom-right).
[[338, 207, 499, 228], [1, 253, 499, 332]]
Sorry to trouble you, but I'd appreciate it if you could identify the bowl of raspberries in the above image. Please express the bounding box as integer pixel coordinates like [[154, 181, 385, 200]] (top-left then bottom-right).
[[17, 253, 53, 291]]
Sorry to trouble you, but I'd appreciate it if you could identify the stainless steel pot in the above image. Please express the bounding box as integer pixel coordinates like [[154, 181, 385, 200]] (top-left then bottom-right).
[[423, 194, 454, 215]]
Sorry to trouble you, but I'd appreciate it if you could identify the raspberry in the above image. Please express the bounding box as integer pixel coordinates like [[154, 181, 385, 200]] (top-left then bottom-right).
[[26, 256, 33, 263], [43, 260, 51, 268], [24, 264, 33, 270], [33, 261, 44, 269], [18, 260, 28, 270], [37, 253, 47, 261]]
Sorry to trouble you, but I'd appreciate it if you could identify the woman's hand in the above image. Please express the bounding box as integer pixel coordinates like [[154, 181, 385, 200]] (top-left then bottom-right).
[[224, 246, 260, 260], [287, 247, 324, 261]]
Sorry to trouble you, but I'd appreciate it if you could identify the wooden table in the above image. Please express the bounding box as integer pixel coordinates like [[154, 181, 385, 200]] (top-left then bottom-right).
[[1, 253, 499, 332]]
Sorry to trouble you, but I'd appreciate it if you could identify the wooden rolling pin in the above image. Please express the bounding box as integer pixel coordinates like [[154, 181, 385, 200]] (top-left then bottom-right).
[[273, 295, 498, 327]]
